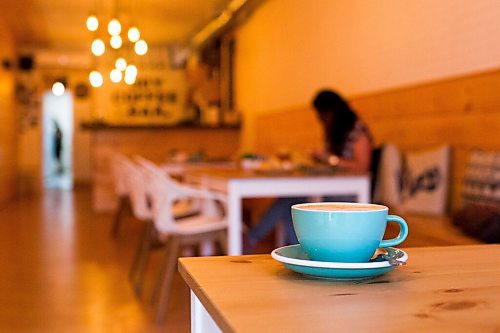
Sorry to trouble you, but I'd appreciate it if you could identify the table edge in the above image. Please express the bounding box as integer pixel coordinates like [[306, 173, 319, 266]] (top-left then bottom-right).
[[178, 258, 235, 333]]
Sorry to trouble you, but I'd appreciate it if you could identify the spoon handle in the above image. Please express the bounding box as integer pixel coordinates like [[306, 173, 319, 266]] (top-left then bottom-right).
[[382, 254, 406, 266]]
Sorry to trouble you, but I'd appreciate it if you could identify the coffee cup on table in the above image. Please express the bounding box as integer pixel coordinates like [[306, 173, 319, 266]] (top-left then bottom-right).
[[291, 202, 408, 263]]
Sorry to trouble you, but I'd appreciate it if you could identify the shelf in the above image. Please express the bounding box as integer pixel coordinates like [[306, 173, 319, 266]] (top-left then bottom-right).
[[80, 121, 241, 131]]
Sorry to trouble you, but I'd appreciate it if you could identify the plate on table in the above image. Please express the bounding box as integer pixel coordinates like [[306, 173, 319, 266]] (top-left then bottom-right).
[[253, 168, 294, 176], [297, 164, 337, 175], [271, 244, 408, 280]]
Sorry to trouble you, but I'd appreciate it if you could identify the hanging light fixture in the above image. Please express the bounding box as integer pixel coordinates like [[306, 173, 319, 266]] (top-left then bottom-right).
[[134, 39, 148, 55], [127, 27, 140, 42], [125, 64, 137, 77], [86, 14, 99, 31], [108, 18, 122, 36], [110, 35, 123, 49], [87, 4, 147, 88], [52, 81, 65, 96], [124, 73, 136, 85], [124, 64, 137, 85], [89, 70, 104, 87], [115, 58, 127, 71], [110, 68, 122, 83], [91, 39, 105, 56]]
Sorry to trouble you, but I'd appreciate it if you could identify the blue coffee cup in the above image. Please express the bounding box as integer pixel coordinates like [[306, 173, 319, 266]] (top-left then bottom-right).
[[292, 202, 408, 262]]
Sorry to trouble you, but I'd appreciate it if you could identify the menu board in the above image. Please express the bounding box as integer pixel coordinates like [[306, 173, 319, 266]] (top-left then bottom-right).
[[93, 67, 189, 125]]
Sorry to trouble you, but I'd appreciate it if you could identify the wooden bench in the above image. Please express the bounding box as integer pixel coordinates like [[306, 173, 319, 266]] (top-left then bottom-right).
[[385, 212, 482, 247], [244, 198, 483, 249]]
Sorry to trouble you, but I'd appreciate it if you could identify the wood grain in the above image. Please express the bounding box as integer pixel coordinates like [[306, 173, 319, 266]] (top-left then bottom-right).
[[0, 185, 191, 332], [179, 245, 500, 333], [0, 22, 17, 204]]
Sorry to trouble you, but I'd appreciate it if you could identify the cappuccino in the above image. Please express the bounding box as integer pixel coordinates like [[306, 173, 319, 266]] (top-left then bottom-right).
[[291, 202, 408, 262], [295, 203, 386, 212]]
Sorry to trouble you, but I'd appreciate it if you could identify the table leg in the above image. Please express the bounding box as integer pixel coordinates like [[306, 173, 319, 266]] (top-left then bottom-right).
[[357, 177, 371, 203], [227, 182, 242, 255], [191, 291, 222, 333]]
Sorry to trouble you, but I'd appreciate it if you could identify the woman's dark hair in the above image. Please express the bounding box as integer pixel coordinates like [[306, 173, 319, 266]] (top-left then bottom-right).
[[312, 89, 358, 156]]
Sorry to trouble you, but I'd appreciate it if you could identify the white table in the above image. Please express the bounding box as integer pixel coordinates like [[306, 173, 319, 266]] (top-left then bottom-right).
[[186, 168, 371, 255]]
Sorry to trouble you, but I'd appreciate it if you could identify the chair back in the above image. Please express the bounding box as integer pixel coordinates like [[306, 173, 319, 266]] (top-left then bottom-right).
[[137, 161, 186, 232], [136, 158, 224, 233], [111, 153, 130, 196], [121, 159, 153, 221]]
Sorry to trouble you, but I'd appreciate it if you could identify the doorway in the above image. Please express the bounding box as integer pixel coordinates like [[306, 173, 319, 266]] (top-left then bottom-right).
[[42, 90, 73, 189]]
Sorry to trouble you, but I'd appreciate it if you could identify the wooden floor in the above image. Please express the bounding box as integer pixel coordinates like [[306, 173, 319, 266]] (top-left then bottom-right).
[[0, 186, 190, 332], [0, 186, 481, 332]]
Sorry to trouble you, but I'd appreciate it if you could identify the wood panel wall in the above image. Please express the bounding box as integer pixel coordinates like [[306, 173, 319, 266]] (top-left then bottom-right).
[[0, 69, 17, 204], [253, 69, 500, 212], [253, 106, 324, 156], [0, 24, 17, 205]]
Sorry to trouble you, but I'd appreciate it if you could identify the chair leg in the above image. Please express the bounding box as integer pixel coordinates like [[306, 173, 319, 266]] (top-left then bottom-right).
[[111, 196, 128, 238], [129, 221, 154, 297], [149, 236, 172, 305], [129, 221, 149, 280], [154, 235, 180, 325], [218, 230, 228, 255]]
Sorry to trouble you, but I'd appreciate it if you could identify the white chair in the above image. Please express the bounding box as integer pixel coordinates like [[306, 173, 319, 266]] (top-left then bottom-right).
[[134, 155, 201, 216], [124, 157, 203, 297], [121, 158, 157, 296], [110, 153, 132, 237], [137, 159, 227, 324]]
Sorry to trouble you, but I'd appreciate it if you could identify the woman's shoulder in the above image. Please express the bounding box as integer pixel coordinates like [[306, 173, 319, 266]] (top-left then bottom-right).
[[349, 120, 372, 141]]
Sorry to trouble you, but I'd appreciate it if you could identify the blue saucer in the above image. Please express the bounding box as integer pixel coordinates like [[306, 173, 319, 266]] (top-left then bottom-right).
[[271, 245, 408, 280]]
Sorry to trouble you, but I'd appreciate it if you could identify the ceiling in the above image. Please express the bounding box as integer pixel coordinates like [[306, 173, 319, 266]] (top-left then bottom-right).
[[0, 0, 234, 53]]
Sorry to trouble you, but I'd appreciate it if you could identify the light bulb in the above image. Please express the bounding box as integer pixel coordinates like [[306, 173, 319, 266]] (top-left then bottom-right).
[[124, 72, 136, 85], [52, 82, 65, 96], [89, 71, 103, 87], [125, 64, 137, 77], [134, 39, 148, 55], [125, 64, 137, 85], [108, 18, 121, 36], [110, 69, 122, 83], [86, 15, 99, 31], [91, 39, 105, 56], [115, 58, 127, 71], [110, 35, 122, 49], [128, 27, 140, 42]]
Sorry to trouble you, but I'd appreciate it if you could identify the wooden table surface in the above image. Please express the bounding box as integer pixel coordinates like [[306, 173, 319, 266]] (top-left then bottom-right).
[[185, 165, 366, 179], [179, 244, 500, 333]]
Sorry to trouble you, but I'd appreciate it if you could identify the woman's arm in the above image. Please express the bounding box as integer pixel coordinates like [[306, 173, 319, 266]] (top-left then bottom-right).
[[312, 133, 372, 172], [335, 133, 372, 172]]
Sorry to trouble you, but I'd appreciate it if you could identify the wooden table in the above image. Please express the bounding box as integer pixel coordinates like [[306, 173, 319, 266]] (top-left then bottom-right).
[[179, 244, 500, 332], [185, 167, 370, 255]]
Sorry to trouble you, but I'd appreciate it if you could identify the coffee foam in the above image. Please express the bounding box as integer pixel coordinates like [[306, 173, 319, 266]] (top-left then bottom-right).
[[295, 203, 386, 211]]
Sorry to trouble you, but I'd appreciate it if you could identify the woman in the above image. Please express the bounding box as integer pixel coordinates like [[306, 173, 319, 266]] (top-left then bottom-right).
[[245, 89, 373, 251], [310, 89, 372, 172]]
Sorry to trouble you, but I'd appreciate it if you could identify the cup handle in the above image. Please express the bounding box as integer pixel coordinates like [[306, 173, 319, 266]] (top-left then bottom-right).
[[379, 215, 409, 248]]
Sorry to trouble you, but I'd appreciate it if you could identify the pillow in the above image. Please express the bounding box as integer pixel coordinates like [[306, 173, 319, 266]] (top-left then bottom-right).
[[400, 145, 451, 215], [461, 150, 500, 207], [372, 143, 403, 209]]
